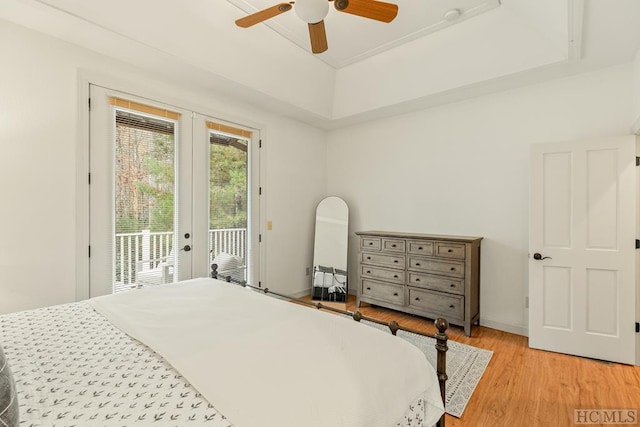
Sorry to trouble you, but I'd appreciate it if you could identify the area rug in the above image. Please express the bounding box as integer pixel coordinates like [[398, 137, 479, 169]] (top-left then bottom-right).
[[362, 320, 493, 418]]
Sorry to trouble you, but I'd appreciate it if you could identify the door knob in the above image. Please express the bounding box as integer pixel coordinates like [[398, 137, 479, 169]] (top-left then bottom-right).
[[182, 245, 191, 252], [533, 252, 551, 260]]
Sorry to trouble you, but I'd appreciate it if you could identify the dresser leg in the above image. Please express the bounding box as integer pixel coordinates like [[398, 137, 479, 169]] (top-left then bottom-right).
[[464, 323, 471, 337]]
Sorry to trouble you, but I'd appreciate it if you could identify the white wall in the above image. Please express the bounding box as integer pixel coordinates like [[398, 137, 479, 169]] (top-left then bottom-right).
[[327, 63, 634, 335], [0, 19, 326, 314], [0, 0, 337, 121], [332, 6, 566, 119], [633, 48, 640, 131]]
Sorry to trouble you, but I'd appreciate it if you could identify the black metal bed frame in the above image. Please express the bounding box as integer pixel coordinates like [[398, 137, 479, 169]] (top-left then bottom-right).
[[211, 265, 449, 427]]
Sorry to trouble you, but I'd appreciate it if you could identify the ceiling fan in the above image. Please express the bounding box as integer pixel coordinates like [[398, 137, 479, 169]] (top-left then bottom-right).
[[235, 0, 399, 54]]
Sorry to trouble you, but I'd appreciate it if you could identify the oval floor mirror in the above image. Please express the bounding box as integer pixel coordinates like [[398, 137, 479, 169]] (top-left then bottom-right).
[[311, 196, 349, 304]]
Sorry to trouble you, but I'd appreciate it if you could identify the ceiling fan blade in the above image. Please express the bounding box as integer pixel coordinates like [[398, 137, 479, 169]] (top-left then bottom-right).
[[235, 3, 293, 28], [308, 20, 328, 54], [334, 0, 398, 23]]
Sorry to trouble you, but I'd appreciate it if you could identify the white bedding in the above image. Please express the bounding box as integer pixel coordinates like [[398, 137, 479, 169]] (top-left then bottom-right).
[[0, 278, 444, 427], [89, 278, 444, 427]]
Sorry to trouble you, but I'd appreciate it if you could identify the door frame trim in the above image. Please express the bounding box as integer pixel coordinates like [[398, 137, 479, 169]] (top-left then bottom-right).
[[76, 75, 91, 301], [636, 136, 640, 367]]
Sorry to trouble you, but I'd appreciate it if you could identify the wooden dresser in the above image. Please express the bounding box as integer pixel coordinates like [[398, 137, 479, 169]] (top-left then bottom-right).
[[356, 231, 482, 336]]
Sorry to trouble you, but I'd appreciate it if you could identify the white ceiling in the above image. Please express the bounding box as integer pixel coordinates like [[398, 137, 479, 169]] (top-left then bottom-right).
[[227, 0, 501, 68], [1, 0, 640, 129]]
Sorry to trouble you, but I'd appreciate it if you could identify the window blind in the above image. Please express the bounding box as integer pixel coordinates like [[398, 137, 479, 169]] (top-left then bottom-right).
[[206, 121, 251, 153], [205, 121, 252, 139], [109, 97, 181, 120]]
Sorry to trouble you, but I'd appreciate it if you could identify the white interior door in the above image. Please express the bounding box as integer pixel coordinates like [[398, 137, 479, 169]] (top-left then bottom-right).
[[529, 136, 637, 364], [89, 85, 193, 297]]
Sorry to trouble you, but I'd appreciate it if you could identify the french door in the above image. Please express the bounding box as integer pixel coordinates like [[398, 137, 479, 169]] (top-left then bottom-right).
[[529, 136, 637, 364], [88, 85, 258, 297]]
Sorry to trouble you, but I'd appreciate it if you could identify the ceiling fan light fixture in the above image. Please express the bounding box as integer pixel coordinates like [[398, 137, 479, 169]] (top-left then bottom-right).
[[295, 0, 329, 23], [235, 0, 399, 54]]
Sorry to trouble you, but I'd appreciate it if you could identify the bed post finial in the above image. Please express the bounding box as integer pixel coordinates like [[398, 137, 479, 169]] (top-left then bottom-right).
[[352, 311, 362, 322], [388, 320, 399, 336], [435, 317, 448, 335], [434, 317, 448, 427]]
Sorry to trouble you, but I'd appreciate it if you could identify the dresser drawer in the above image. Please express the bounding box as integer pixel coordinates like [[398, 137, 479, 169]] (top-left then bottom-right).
[[382, 238, 406, 253], [408, 256, 465, 278], [361, 279, 404, 305], [361, 265, 404, 284], [361, 237, 381, 251], [434, 242, 466, 259], [408, 273, 464, 295], [407, 240, 434, 256], [408, 288, 464, 319], [361, 252, 405, 269]]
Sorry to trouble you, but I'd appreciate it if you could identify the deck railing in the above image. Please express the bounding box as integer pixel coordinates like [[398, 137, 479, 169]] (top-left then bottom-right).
[[115, 228, 246, 287]]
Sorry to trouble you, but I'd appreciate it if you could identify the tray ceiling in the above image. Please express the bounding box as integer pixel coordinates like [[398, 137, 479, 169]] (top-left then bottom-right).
[[1, 0, 640, 128], [227, 0, 501, 68]]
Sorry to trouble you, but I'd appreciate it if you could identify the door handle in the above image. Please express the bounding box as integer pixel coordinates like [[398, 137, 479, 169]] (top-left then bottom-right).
[[181, 245, 191, 252], [533, 252, 551, 260]]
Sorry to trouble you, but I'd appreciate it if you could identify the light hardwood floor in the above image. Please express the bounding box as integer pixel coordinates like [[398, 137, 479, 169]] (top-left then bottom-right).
[[304, 295, 640, 426]]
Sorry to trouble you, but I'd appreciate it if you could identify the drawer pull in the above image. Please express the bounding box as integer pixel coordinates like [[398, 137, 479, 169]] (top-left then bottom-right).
[[366, 270, 371, 274], [392, 244, 397, 247], [450, 267, 455, 271], [448, 249, 453, 253], [450, 284, 456, 288], [393, 260, 399, 263], [393, 292, 398, 296], [368, 242, 373, 245], [393, 275, 398, 278], [367, 256, 371, 260], [418, 246, 423, 250], [415, 297, 420, 301], [415, 263, 421, 266], [366, 287, 371, 290], [449, 304, 455, 308], [415, 278, 421, 282]]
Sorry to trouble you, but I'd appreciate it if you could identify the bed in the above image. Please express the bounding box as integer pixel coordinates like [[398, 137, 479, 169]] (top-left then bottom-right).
[[0, 277, 448, 427]]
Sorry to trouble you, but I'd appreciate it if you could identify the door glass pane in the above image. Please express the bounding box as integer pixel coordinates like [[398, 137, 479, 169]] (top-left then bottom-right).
[[209, 131, 248, 282], [114, 109, 177, 292]]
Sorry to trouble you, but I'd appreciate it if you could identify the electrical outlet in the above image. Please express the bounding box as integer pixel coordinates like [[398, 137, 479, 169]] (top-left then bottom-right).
[[525, 296, 529, 308]]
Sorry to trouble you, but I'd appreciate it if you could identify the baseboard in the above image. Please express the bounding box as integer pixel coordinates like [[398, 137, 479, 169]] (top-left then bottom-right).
[[480, 318, 528, 337], [289, 289, 310, 299]]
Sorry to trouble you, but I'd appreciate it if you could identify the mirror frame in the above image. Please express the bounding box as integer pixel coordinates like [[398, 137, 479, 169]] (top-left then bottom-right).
[[311, 196, 349, 302]]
